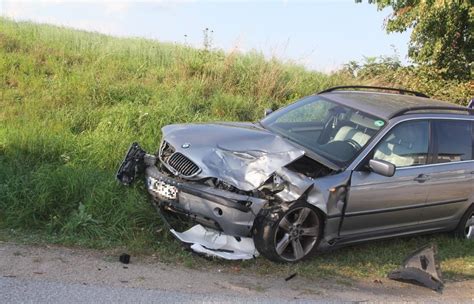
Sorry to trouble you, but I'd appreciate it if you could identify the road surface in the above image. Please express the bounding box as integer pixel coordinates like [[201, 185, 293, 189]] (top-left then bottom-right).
[[0, 242, 472, 303]]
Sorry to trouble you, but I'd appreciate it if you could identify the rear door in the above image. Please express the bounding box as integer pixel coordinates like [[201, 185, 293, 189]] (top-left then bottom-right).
[[421, 119, 474, 228], [340, 120, 432, 237]]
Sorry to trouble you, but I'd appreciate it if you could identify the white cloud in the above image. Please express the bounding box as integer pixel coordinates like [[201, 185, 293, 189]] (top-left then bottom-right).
[[104, 2, 130, 15], [3, 1, 28, 19], [2, 0, 127, 36], [2, 1, 133, 19]]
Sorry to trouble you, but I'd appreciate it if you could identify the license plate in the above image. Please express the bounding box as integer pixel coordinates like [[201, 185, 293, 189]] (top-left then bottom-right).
[[148, 177, 178, 200]]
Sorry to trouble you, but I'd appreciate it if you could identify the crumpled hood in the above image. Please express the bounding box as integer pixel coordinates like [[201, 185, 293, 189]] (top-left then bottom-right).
[[161, 122, 305, 191]]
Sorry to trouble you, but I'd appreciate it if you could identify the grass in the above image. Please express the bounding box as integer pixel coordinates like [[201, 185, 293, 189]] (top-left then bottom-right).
[[0, 18, 473, 281]]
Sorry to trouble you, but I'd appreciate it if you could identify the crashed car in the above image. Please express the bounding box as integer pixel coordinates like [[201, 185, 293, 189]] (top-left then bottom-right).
[[117, 85, 474, 262]]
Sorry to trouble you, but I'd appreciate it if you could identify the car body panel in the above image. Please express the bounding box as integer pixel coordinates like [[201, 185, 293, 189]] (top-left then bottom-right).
[[421, 161, 474, 228], [341, 168, 429, 236], [161, 122, 306, 191]]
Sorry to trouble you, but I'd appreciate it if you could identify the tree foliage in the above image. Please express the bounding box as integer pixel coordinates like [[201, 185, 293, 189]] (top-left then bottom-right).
[[358, 0, 473, 80], [341, 55, 472, 105]]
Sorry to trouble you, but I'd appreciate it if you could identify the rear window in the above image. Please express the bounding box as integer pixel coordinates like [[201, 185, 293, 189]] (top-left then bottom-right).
[[433, 120, 473, 163]]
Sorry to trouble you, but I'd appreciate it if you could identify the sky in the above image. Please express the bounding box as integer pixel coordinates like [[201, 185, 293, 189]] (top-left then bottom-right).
[[0, 0, 412, 72]]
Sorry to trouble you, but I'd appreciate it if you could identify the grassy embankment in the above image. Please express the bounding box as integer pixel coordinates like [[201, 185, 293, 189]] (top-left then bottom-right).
[[1, 18, 472, 280]]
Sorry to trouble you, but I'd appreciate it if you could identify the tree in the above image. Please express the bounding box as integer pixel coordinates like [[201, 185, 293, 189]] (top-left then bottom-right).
[[357, 0, 473, 80]]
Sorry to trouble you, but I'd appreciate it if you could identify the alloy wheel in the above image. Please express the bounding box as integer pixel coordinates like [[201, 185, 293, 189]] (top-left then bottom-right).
[[274, 206, 320, 261], [465, 213, 474, 239]]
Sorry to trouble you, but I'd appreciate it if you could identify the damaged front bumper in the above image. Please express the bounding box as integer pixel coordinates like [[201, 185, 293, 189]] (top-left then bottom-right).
[[117, 142, 267, 241], [117, 143, 267, 259], [145, 166, 268, 237]]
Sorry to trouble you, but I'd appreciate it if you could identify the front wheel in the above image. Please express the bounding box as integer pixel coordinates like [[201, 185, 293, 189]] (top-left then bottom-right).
[[253, 201, 323, 262]]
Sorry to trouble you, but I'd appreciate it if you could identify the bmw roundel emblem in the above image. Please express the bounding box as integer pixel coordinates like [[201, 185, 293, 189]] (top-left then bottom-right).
[[182, 143, 191, 149]]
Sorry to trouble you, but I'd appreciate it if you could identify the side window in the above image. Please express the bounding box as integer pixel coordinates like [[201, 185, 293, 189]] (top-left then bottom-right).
[[433, 120, 473, 163], [373, 121, 429, 167]]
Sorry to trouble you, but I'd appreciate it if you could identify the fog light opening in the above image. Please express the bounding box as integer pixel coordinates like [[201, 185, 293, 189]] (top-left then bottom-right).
[[213, 207, 223, 217]]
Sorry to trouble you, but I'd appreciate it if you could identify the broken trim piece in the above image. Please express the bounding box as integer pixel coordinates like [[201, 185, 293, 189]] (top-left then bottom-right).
[[388, 244, 444, 293], [116, 142, 146, 185], [170, 225, 259, 260]]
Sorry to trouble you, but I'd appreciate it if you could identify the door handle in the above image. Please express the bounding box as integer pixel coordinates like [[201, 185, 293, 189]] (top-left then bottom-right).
[[414, 174, 431, 183]]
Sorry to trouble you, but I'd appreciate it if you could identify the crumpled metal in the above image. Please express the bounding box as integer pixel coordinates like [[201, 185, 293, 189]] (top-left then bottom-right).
[[162, 122, 306, 192], [203, 147, 305, 192], [274, 167, 314, 202]]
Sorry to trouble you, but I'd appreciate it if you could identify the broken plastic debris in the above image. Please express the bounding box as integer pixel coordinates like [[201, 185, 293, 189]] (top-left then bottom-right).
[[388, 244, 444, 293], [119, 253, 131, 264], [170, 225, 259, 260], [284, 273, 297, 281]]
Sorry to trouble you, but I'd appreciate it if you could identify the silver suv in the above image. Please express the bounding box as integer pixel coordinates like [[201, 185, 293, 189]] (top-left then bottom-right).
[[117, 86, 474, 262]]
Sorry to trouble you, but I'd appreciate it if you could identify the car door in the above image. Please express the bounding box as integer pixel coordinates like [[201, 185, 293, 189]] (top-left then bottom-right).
[[420, 119, 474, 228], [340, 120, 432, 238]]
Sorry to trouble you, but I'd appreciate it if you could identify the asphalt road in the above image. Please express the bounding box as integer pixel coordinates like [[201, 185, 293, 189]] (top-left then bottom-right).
[[0, 277, 325, 304], [1, 242, 473, 303]]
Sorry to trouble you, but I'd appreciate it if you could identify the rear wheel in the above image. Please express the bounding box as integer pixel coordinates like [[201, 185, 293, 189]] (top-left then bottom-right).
[[253, 201, 322, 262], [465, 214, 474, 239], [454, 205, 474, 240]]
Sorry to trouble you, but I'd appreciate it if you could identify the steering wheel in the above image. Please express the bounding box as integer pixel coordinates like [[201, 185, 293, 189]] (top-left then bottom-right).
[[345, 139, 362, 151], [320, 140, 359, 162], [317, 116, 336, 144]]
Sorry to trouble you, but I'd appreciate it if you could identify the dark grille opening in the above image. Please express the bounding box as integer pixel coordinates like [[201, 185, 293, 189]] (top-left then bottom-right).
[[167, 152, 200, 177]]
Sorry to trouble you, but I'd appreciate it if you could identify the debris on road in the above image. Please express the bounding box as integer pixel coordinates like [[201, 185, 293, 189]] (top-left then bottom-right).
[[119, 253, 131, 264], [388, 244, 444, 293], [284, 273, 297, 281], [170, 225, 258, 260]]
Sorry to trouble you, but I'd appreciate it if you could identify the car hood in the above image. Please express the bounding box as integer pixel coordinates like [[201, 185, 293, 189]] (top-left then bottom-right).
[[161, 122, 305, 191]]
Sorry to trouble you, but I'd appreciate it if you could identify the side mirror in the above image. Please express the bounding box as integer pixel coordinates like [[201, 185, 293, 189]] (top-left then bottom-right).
[[369, 159, 396, 177], [264, 108, 273, 117]]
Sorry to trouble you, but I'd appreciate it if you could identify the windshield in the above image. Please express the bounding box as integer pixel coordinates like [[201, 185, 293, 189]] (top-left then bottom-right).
[[260, 96, 386, 167]]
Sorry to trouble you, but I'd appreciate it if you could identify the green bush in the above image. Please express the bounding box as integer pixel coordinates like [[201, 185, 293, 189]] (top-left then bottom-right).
[[342, 56, 473, 105]]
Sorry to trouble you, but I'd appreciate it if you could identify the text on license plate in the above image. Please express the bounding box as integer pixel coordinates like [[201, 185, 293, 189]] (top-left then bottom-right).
[[148, 178, 178, 200]]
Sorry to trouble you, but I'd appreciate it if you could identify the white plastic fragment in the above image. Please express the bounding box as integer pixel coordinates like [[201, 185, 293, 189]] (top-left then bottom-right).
[[170, 225, 259, 260]]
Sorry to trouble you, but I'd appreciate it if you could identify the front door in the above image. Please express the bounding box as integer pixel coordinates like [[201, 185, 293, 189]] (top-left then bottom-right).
[[340, 120, 431, 238]]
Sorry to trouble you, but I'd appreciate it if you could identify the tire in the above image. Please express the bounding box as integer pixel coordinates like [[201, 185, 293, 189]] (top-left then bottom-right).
[[253, 201, 323, 262], [454, 204, 474, 240]]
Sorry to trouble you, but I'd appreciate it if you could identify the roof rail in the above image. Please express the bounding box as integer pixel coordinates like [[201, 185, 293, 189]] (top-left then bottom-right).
[[318, 85, 429, 98], [389, 106, 474, 119]]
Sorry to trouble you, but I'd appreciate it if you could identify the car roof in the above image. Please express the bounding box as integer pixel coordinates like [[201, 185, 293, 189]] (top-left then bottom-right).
[[320, 91, 469, 120]]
